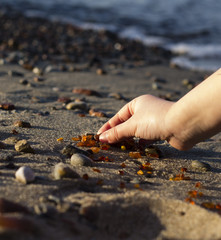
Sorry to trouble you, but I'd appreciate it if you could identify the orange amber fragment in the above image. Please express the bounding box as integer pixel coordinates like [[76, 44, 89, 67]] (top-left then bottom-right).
[[90, 147, 100, 153], [188, 190, 198, 198], [201, 202, 215, 209], [185, 198, 195, 205], [129, 152, 141, 159], [169, 174, 191, 181], [216, 204, 221, 210], [181, 167, 187, 172], [72, 136, 81, 141], [57, 137, 64, 142], [92, 168, 101, 173], [140, 163, 152, 171], [137, 170, 144, 175], [195, 182, 202, 188]]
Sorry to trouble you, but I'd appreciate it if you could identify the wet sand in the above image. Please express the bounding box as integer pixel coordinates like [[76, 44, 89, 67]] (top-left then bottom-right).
[[0, 9, 221, 240]]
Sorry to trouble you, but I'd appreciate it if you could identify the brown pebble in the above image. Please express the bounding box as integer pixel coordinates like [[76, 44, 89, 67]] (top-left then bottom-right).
[[15, 140, 34, 153], [13, 120, 31, 128], [72, 88, 102, 97], [34, 76, 44, 82], [96, 68, 106, 75]]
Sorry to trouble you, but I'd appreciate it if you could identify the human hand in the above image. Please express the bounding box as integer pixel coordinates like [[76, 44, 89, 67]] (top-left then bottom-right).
[[97, 94, 174, 144]]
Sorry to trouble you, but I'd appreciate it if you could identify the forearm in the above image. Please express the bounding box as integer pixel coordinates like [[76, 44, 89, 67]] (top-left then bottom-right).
[[166, 68, 221, 150]]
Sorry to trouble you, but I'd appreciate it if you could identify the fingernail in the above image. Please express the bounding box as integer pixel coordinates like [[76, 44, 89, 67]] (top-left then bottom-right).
[[99, 132, 108, 143], [97, 129, 102, 135]]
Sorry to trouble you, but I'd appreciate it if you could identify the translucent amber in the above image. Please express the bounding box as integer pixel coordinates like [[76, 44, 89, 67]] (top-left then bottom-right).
[[195, 182, 202, 188], [181, 167, 187, 172], [121, 145, 126, 151], [82, 174, 89, 180], [100, 143, 110, 150], [71, 136, 81, 141], [121, 163, 126, 168], [201, 202, 215, 209], [137, 170, 144, 175], [129, 152, 141, 159], [90, 147, 100, 153], [57, 137, 63, 142], [92, 168, 101, 173]]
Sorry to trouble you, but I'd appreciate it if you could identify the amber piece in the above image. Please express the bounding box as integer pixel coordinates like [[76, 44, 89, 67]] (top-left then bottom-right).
[[90, 147, 100, 153], [181, 167, 187, 172], [121, 163, 126, 168], [71, 136, 81, 141], [121, 145, 126, 151], [169, 174, 191, 181], [188, 190, 198, 198], [119, 170, 124, 176], [119, 182, 126, 188], [137, 170, 144, 175], [145, 147, 160, 158], [57, 137, 64, 142], [198, 192, 203, 197], [140, 163, 152, 171], [82, 174, 89, 180], [57, 97, 71, 103], [92, 168, 101, 173], [216, 204, 221, 210], [94, 134, 100, 141], [89, 109, 106, 117], [195, 182, 202, 188], [78, 114, 86, 117], [185, 198, 195, 205], [100, 143, 110, 150], [201, 202, 215, 209], [129, 152, 141, 159], [96, 179, 103, 185]]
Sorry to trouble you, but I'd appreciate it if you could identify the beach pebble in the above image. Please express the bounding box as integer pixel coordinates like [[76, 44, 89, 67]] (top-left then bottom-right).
[[34, 76, 44, 82], [71, 153, 94, 167], [108, 92, 125, 100], [15, 166, 35, 184], [66, 101, 88, 111], [33, 67, 43, 75], [61, 145, 90, 157], [96, 68, 106, 75], [3, 136, 20, 145], [13, 120, 31, 128], [14, 140, 34, 153], [89, 108, 107, 117], [53, 163, 80, 180], [72, 88, 101, 97], [152, 82, 160, 90], [191, 160, 211, 172], [19, 79, 29, 85], [8, 70, 24, 77]]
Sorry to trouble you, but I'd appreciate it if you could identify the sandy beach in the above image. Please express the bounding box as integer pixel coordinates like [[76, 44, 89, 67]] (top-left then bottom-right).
[[0, 10, 221, 240]]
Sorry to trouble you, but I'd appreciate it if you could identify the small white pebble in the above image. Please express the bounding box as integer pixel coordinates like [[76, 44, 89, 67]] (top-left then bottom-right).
[[15, 166, 35, 184]]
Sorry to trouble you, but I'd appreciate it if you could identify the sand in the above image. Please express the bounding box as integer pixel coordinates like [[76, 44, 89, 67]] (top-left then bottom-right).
[[0, 60, 220, 240]]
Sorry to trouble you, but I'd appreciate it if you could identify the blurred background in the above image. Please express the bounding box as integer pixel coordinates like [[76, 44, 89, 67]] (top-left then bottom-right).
[[1, 0, 221, 71]]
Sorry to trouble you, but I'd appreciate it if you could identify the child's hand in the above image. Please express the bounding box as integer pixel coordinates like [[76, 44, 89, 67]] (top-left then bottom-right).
[[97, 94, 174, 144]]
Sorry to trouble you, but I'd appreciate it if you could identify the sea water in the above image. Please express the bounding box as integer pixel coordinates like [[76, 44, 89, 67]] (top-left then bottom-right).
[[2, 0, 221, 71]]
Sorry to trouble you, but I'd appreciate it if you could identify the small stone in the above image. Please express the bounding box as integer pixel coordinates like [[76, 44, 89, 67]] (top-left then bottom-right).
[[15, 140, 34, 153], [33, 67, 43, 75], [89, 108, 107, 117], [53, 163, 80, 180], [15, 166, 35, 184], [13, 120, 31, 128], [19, 79, 29, 85], [70, 153, 94, 167], [108, 92, 125, 100], [152, 82, 160, 90], [96, 68, 106, 75], [66, 101, 88, 111], [8, 70, 24, 77], [61, 145, 90, 157], [72, 88, 102, 97], [191, 160, 211, 172], [3, 136, 20, 145], [34, 77, 44, 82]]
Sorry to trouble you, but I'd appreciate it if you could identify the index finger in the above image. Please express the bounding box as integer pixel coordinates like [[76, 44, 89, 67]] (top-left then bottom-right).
[[97, 101, 134, 134]]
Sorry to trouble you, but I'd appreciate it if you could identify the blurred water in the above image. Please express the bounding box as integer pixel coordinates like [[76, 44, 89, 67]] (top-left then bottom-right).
[[2, 0, 221, 71]]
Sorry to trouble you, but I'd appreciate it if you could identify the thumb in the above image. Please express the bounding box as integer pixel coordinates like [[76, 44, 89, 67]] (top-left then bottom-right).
[[99, 118, 136, 144]]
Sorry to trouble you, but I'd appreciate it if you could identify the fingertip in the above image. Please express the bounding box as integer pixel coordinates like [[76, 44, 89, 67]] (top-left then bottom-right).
[[99, 132, 109, 143]]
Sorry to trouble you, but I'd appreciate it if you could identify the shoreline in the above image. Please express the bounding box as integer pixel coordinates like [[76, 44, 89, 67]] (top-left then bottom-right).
[[0, 9, 220, 240]]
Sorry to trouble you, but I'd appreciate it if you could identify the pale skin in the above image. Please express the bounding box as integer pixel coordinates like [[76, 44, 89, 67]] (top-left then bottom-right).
[[97, 68, 221, 151]]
